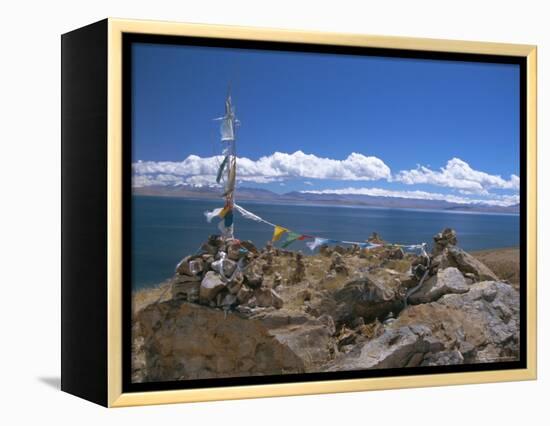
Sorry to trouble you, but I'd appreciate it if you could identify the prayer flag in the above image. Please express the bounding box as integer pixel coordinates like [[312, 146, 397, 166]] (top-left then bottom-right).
[[272, 225, 289, 242]]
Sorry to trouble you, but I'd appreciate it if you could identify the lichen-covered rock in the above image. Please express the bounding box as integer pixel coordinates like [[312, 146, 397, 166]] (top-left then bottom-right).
[[394, 280, 519, 363], [409, 267, 469, 304], [422, 350, 464, 366], [328, 325, 443, 371], [171, 274, 201, 302], [333, 274, 404, 324], [133, 302, 333, 382]]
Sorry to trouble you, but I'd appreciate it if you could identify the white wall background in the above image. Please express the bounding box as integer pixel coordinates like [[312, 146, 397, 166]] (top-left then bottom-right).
[[0, 0, 546, 424]]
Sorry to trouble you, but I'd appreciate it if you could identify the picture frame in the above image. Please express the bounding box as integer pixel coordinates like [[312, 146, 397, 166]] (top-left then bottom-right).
[[61, 18, 537, 407]]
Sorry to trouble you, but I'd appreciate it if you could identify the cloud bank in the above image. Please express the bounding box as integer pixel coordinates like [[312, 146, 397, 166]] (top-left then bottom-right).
[[133, 151, 391, 186], [394, 158, 519, 195], [133, 152, 519, 207], [300, 187, 519, 207]]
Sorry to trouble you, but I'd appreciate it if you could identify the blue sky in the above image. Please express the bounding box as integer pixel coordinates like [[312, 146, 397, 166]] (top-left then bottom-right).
[[132, 42, 520, 206]]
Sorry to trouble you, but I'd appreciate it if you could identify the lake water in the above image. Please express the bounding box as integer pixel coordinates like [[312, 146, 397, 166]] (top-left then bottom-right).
[[132, 195, 519, 289]]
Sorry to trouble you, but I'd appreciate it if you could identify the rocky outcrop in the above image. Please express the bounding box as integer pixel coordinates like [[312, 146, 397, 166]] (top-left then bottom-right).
[[394, 280, 520, 363], [430, 229, 498, 282], [408, 267, 469, 304], [133, 301, 333, 382], [328, 325, 444, 371], [133, 228, 520, 383]]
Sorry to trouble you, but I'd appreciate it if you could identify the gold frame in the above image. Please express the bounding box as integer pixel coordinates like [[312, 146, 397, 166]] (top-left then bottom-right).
[[106, 18, 537, 407]]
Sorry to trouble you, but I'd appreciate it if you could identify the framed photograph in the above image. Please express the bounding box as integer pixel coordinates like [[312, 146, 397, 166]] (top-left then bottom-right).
[[61, 18, 537, 407]]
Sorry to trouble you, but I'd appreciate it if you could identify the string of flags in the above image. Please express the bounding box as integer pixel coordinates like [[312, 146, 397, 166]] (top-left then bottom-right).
[[205, 203, 427, 254]]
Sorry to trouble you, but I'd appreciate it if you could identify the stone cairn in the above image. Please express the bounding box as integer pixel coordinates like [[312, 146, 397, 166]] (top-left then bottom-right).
[[171, 235, 283, 311]]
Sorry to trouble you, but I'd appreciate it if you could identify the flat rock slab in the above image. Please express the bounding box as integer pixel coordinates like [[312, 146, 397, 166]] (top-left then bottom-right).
[[133, 302, 333, 382]]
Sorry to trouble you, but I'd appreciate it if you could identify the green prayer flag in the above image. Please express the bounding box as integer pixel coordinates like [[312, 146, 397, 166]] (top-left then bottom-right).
[[282, 231, 302, 248]]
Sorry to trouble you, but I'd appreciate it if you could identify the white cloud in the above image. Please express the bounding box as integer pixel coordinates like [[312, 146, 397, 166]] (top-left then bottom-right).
[[394, 158, 519, 194], [301, 187, 519, 207], [133, 151, 391, 187]]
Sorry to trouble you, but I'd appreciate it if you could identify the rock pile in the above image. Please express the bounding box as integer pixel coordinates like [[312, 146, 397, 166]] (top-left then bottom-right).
[[172, 236, 283, 311], [133, 228, 520, 382]]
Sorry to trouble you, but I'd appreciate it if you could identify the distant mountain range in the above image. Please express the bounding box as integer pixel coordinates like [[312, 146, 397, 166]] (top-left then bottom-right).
[[133, 185, 520, 214]]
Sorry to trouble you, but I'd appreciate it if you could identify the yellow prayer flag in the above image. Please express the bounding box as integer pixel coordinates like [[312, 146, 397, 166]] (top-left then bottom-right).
[[218, 205, 231, 218], [272, 225, 289, 242]]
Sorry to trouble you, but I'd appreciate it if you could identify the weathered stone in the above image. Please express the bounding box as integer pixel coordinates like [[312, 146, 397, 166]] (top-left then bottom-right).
[[297, 288, 312, 302], [333, 245, 346, 255], [200, 243, 218, 255], [432, 228, 458, 255], [175, 256, 194, 276], [368, 232, 384, 244], [328, 325, 442, 371], [387, 247, 405, 260], [171, 274, 201, 302], [333, 274, 404, 324], [317, 314, 336, 336], [447, 247, 498, 281], [251, 309, 334, 366], [227, 280, 242, 295], [243, 265, 263, 288], [227, 242, 243, 260], [422, 350, 464, 366], [409, 267, 469, 304], [291, 251, 306, 284], [199, 271, 226, 303], [273, 272, 283, 287], [211, 256, 237, 278], [240, 240, 259, 254], [329, 252, 348, 275], [254, 288, 284, 309], [236, 286, 253, 304], [133, 302, 335, 382], [219, 293, 238, 309], [394, 281, 520, 363], [319, 244, 332, 257]]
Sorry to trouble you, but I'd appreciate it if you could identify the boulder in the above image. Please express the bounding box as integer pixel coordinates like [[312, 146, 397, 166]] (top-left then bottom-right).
[[333, 274, 404, 324], [171, 274, 201, 302], [421, 350, 464, 366], [199, 271, 226, 303], [433, 247, 498, 282], [409, 267, 469, 304], [393, 281, 520, 363], [447, 247, 498, 281], [328, 325, 443, 371], [133, 302, 333, 382]]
